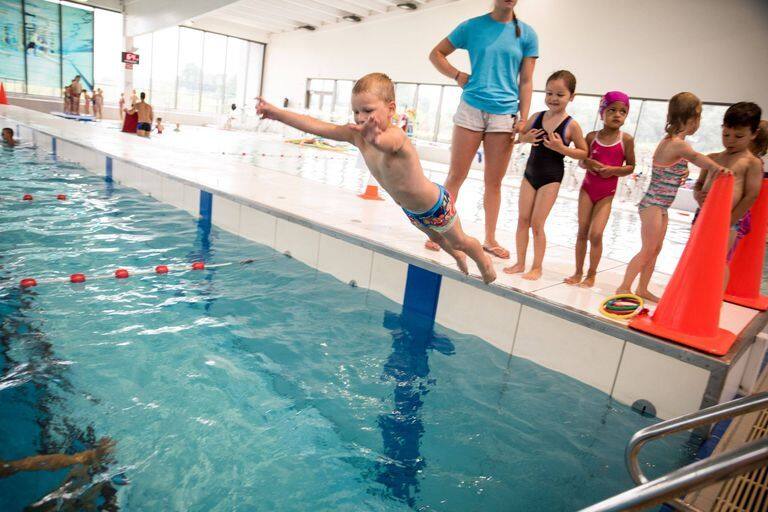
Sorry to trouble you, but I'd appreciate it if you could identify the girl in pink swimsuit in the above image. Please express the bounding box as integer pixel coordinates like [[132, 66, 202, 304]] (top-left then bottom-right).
[[565, 91, 636, 287]]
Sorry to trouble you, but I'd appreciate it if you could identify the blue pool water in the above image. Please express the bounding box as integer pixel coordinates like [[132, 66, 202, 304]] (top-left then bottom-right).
[[0, 145, 699, 511]]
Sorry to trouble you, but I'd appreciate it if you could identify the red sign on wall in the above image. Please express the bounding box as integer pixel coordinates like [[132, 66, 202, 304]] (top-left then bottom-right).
[[121, 52, 140, 64]]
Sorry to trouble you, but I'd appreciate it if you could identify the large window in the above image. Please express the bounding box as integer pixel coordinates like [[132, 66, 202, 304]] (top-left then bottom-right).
[[306, 77, 731, 179], [176, 27, 202, 111], [128, 26, 264, 115], [149, 27, 178, 110], [0, 0, 96, 96], [0, 0, 25, 92], [200, 32, 226, 113]]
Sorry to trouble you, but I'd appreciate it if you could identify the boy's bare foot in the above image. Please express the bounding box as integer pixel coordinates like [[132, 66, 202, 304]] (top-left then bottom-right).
[[579, 272, 597, 288], [564, 273, 582, 285], [454, 252, 469, 275], [522, 268, 542, 281], [478, 254, 497, 284], [425, 241, 440, 252], [503, 262, 526, 274], [635, 289, 662, 303]]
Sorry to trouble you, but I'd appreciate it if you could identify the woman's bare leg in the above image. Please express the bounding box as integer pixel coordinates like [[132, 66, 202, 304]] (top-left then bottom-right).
[[480, 132, 515, 258], [425, 126, 484, 251]]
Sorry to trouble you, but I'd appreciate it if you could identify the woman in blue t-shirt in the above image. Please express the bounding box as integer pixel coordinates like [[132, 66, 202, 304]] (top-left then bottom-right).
[[425, 0, 538, 259]]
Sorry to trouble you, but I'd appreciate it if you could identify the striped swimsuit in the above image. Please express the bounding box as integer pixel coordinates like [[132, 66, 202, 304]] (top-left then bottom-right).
[[638, 159, 688, 212]]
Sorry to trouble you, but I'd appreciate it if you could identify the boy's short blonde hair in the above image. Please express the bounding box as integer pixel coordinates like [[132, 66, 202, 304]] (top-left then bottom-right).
[[352, 73, 395, 103]]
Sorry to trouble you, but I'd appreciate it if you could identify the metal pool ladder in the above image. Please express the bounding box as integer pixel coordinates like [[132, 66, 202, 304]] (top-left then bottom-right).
[[580, 392, 768, 512]]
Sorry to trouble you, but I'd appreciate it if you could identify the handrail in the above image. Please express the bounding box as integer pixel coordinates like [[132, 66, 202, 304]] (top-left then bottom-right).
[[578, 392, 768, 512], [626, 392, 768, 485], [579, 437, 768, 512]]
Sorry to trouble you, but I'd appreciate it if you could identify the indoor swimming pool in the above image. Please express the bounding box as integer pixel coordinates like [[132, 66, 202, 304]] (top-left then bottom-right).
[[0, 144, 700, 510]]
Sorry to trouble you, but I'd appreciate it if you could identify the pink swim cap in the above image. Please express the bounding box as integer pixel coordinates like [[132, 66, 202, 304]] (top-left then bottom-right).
[[599, 91, 630, 116]]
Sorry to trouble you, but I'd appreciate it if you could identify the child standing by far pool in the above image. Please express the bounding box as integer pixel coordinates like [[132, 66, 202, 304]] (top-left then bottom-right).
[[565, 91, 636, 287], [616, 92, 728, 302], [504, 70, 588, 280]]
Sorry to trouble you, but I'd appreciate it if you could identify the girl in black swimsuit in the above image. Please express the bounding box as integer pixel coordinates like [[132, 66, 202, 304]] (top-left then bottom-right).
[[504, 70, 589, 280]]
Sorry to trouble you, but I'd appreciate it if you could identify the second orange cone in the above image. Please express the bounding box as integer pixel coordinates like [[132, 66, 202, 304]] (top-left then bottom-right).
[[725, 178, 768, 310], [630, 173, 736, 356]]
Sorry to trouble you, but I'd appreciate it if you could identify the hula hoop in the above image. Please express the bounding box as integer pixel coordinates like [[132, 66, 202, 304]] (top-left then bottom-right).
[[599, 293, 645, 320]]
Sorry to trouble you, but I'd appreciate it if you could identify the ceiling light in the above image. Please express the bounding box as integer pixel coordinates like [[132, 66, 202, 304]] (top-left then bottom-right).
[[299, 24, 316, 31], [342, 14, 362, 22], [396, 2, 418, 10]]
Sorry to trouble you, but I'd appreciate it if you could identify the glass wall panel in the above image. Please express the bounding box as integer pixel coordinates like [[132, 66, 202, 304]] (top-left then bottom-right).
[[61, 2, 94, 92], [24, 0, 61, 96], [395, 83, 417, 116], [132, 33, 152, 104], [224, 36, 247, 114], [414, 84, 441, 140], [333, 79, 353, 120], [436, 85, 461, 143], [569, 94, 600, 134], [176, 27, 203, 111], [93, 8, 123, 102], [0, 0, 25, 87], [150, 26, 178, 110], [200, 31, 226, 113], [243, 42, 264, 113], [690, 104, 728, 154]]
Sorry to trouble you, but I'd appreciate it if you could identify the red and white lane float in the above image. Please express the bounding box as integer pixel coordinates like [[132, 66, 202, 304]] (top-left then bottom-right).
[[16, 258, 263, 290]]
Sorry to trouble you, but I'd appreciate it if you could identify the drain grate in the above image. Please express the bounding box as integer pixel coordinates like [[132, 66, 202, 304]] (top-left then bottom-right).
[[712, 408, 768, 511]]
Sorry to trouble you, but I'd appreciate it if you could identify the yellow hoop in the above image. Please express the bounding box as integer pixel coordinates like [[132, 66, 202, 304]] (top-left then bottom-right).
[[599, 293, 645, 320]]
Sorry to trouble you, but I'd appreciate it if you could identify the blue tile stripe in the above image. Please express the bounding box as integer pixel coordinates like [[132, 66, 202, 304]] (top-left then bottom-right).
[[105, 156, 113, 182], [199, 190, 213, 223], [402, 264, 442, 321], [51, 136, 57, 160]]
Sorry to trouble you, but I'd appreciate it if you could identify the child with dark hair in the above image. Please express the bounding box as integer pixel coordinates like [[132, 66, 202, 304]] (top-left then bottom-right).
[[505, 69, 588, 280], [1, 127, 16, 147], [694, 102, 765, 266]]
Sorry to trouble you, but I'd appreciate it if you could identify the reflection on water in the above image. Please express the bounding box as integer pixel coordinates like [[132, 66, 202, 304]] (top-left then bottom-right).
[[375, 310, 455, 506]]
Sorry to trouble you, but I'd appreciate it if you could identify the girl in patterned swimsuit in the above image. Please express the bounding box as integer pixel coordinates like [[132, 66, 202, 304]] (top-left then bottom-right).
[[616, 92, 728, 302]]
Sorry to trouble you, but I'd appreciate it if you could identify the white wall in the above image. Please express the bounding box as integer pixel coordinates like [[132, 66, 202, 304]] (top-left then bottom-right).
[[262, 0, 768, 110]]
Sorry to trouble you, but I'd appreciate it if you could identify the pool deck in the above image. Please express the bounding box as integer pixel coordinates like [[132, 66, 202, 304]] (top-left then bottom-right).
[[3, 104, 767, 421]]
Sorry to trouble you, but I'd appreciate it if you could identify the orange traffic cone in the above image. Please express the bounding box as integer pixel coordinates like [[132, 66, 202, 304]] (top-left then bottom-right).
[[355, 153, 384, 201], [0, 83, 8, 105], [630, 174, 736, 356], [359, 175, 385, 200], [725, 179, 768, 310]]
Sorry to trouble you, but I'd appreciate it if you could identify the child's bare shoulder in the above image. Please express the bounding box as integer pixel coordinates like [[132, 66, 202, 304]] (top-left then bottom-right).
[[744, 153, 764, 174], [621, 132, 634, 143]]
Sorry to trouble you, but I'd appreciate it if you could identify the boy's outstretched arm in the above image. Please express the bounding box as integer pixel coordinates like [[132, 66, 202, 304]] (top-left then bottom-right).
[[351, 115, 406, 154], [256, 97, 355, 143]]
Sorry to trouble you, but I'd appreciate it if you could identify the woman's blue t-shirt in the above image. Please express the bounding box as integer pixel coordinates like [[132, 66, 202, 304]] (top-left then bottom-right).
[[448, 14, 538, 115]]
